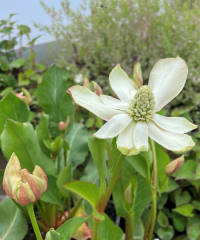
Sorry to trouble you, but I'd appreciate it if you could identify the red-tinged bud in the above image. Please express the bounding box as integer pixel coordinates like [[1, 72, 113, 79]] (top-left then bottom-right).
[[83, 77, 90, 89], [3, 153, 48, 206], [58, 117, 70, 132], [16, 92, 26, 101], [16, 89, 32, 105], [166, 155, 184, 175], [93, 82, 103, 96], [124, 184, 132, 203]]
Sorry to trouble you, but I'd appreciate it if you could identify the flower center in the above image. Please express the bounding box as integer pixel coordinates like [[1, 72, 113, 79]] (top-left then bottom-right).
[[129, 85, 155, 122]]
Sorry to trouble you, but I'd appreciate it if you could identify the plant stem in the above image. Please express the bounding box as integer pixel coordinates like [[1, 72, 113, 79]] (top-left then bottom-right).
[[144, 139, 157, 240], [125, 213, 134, 240], [26, 204, 43, 240], [99, 154, 124, 213], [91, 218, 99, 240]]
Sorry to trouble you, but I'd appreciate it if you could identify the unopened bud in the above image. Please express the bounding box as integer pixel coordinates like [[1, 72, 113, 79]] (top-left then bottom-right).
[[133, 62, 143, 87], [166, 155, 184, 175], [93, 82, 103, 96], [83, 77, 90, 89], [58, 117, 70, 132], [124, 184, 132, 203], [16, 89, 32, 105], [3, 153, 48, 206], [22, 87, 32, 105]]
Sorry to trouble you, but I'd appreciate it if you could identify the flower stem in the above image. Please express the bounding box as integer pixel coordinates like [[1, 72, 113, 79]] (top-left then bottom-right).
[[91, 218, 99, 240], [144, 139, 157, 240], [99, 154, 124, 213], [125, 212, 134, 240], [26, 204, 43, 240]]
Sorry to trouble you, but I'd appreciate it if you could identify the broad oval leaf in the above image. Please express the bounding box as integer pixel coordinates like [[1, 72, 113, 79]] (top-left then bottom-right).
[[0, 93, 30, 134], [66, 123, 88, 169], [64, 181, 100, 208], [88, 137, 106, 180], [1, 119, 55, 175], [37, 66, 74, 137], [0, 197, 28, 240]]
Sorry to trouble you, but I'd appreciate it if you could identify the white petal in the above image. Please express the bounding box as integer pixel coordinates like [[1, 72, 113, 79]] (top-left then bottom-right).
[[153, 114, 197, 134], [149, 57, 188, 111], [69, 86, 121, 121], [94, 113, 132, 139], [100, 95, 129, 111], [117, 122, 140, 155], [134, 122, 149, 151], [148, 121, 195, 152], [109, 64, 137, 102]]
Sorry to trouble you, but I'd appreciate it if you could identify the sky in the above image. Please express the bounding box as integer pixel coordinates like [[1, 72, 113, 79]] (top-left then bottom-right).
[[0, 0, 82, 44]]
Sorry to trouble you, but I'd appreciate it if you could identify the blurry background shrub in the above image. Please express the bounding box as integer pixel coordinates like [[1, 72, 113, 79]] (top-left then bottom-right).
[[38, 0, 200, 122]]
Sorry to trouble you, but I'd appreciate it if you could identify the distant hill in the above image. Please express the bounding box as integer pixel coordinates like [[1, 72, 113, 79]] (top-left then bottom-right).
[[16, 40, 60, 65]]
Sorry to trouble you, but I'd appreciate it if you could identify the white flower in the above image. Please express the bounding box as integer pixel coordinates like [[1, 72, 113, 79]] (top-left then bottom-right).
[[69, 57, 197, 155]]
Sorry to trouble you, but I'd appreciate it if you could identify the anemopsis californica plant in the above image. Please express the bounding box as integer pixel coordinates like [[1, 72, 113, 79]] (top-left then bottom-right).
[[69, 57, 197, 155]]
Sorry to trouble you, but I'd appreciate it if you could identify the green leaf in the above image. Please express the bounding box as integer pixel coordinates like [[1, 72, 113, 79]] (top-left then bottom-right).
[[9, 58, 26, 69], [36, 114, 52, 156], [0, 93, 30, 134], [56, 164, 72, 197], [173, 204, 194, 217], [157, 225, 174, 240], [175, 189, 191, 207], [66, 123, 88, 169], [156, 143, 170, 193], [45, 228, 61, 240], [126, 153, 149, 178], [37, 66, 74, 136], [56, 217, 88, 240], [88, 137, 107, 180], [64, 181, 100, 208], [171, 213, 186, 232], [158, 211, 169, 228], [0, 197, 28, 240], [187, 218, 200, 240], [1, 119, 55, 175], [40, 176, 62, 205], [175, 160, 196, 180], [97, 214, 123, 240], [113, 160, 151, 218], [17, 25, 30, 35]]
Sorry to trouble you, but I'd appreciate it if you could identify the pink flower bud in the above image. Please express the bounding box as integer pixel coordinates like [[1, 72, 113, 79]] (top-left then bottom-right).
[[166, 155, 184, 175], [58, 117, 70, 132], [16, 89, 32, 105], [3, 153, 48, 206], [93, 82, 103, 96]]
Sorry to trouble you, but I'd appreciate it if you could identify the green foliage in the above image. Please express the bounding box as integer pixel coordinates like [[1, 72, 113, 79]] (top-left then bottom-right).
[[97, 214, 123, 240], [0, 93, 31, 134], [0, 197, 28, 240], [65, 181, 100, 208], [40, 176, 62, 205], [88, 137, 107, 181], [66, 123, 88, 169], [37, 66, 74, 136], [1, 119, 55, 175], [45, 217, 88, 240]]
